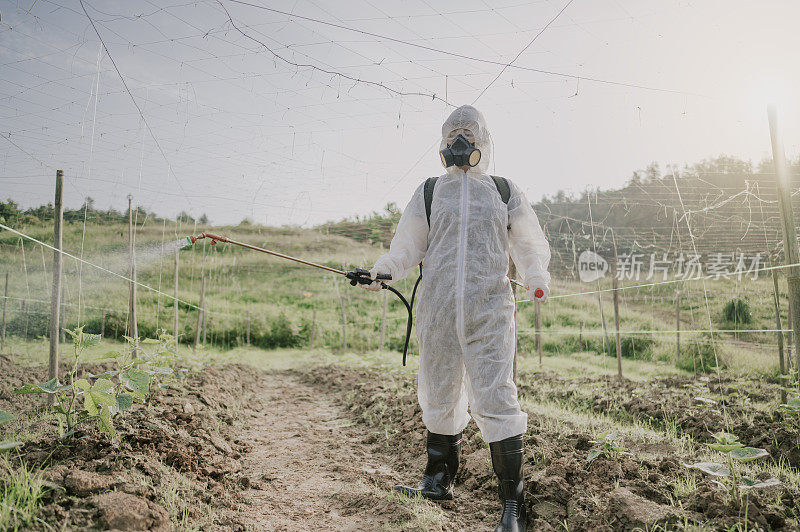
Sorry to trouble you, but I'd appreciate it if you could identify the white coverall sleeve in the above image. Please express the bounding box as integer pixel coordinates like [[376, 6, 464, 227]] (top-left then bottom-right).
[[508, 181, 551, 288], [372, 183, 428, 283]]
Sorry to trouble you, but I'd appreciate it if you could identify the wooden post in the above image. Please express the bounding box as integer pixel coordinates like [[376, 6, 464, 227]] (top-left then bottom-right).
[[611, 231, 620, 367], [246, 310, 251, 346], [194, 268, 205, 352], [578, 321, 583, 352], [202, 288, 207, 345], [60, 284, 65, 343], [768, 105, 800, 380], [535, 301, 542, 365], [597, 292, 610, 355], [1, 272, 7, 351], [587, 195, 610, 355], [340, 294, 347, 350], [379, 290, 387, 351], [173, 245, 179, 345], [772, 267, 787, 403], [310, 304, 317, 349], [127, 195, 138, 358], [49, 170, 64, 403], [613, 275, 623, 379], [21, 300, 27, 339], [676, 289, 681, 361], [788, 304, 794, 372], [100, 309, 106, 339]]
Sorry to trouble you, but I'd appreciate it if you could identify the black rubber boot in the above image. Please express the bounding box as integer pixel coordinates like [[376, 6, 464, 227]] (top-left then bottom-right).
[[394, 431, 461, 501], [490, 434, 526, 532]]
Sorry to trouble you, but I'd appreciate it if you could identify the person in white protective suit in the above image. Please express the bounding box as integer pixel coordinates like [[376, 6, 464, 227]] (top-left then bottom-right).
[[362, 105, 550, 532]]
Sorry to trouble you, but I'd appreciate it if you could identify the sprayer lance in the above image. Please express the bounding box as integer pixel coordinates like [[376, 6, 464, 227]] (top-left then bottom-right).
[[188, 232, 367, 278], [186, 231, 409, 363]]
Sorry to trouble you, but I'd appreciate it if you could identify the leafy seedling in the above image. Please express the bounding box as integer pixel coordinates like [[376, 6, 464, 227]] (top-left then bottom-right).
[[684, 432, 778, 503], [0, 411, 23, 452], [0, 411, 15, 425], [14, 326, 142, 444], [778, 394, 800, 449], [586, 431, 628, 465]]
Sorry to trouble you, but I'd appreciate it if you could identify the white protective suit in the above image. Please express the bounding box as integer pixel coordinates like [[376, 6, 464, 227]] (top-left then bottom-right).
[[372, 105, 551, 443]]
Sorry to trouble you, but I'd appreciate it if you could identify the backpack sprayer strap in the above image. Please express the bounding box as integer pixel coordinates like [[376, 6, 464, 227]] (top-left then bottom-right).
[[424, 175, 511, 229]]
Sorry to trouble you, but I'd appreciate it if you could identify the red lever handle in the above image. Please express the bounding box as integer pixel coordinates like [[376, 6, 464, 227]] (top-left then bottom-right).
[[534, 288, 544, 299]]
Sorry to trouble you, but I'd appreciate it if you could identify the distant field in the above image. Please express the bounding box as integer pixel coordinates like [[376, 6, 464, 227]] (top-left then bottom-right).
[[0, 219, 793, 377]]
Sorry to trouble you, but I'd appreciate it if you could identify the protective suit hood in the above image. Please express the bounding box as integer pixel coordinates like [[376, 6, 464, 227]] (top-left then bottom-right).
[[440, 105, 491, 175]]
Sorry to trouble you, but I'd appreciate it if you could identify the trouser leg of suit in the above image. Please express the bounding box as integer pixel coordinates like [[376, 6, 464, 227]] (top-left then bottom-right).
[[417, 326, 525, 442], [463, 297, 527, 443], [417, 321, 471, 436]]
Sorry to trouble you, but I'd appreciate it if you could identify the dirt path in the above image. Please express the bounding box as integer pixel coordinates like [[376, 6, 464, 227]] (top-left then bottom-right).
[[232, 372, 450, 531]]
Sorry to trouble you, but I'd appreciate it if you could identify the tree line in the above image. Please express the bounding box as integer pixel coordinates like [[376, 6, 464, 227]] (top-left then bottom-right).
[[0, 197, 208, 227]]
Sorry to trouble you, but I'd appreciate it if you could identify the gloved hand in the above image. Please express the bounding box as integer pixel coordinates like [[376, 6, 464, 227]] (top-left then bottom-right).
[[360, 268, 387, 292], [525, 284, 549, 303]]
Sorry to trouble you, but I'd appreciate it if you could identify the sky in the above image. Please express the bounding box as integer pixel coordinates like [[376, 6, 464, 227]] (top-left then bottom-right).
[[2, 0, 800, 227]]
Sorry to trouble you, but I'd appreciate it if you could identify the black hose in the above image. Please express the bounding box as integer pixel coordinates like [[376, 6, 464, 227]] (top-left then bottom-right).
[[381, 284, 412, 366], [347, 267, 420, 366], [409, 265, 423, 311], [392, 266, 423, 366]]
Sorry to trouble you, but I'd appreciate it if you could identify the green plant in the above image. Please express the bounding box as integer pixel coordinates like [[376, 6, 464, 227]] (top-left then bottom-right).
[[14, 327, 151, 443], [0, 412, 22, 453], [722, 297, 752, 326], [677, 334, 723, 373], [0, 455, 48, 531], [606, 336, 656, 360], [102, 332, 183, 399], [685, 432, 778, 503], [778, 393, 800, 449], [586, 431, 628, 465]]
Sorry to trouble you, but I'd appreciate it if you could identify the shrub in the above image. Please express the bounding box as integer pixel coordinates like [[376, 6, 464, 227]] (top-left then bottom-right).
[[677, 334, 724, 372], [5, 309, 49, 339], [246, 313, 303, 349], [607, 335, 656, 360], [722, 297, 752, 326], [267, 313, 301, 348]]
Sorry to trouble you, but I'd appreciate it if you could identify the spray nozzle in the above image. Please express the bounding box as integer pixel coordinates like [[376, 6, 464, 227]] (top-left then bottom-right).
[[187, 232, 227, 246]]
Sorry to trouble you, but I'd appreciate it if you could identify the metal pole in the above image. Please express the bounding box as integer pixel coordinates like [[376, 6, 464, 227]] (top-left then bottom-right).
[[772, 267, 787, 403], [578, 321, 583, 352], [49, 170, 64, 403], [1, 272, 7, 351], [100, 309, 105, 339], [676, 289, 681, 362], [246, 310, 251, 346], [613, 275, 623, 379], [768, 104, 800, 380], [127, 195, 138, 358]]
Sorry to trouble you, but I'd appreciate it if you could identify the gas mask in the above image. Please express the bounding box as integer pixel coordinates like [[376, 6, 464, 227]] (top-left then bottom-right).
[[439, 134, 481, 168]]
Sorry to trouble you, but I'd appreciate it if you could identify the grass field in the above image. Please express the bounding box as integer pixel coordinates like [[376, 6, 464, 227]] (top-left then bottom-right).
[[0, 219, 793, 378]]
